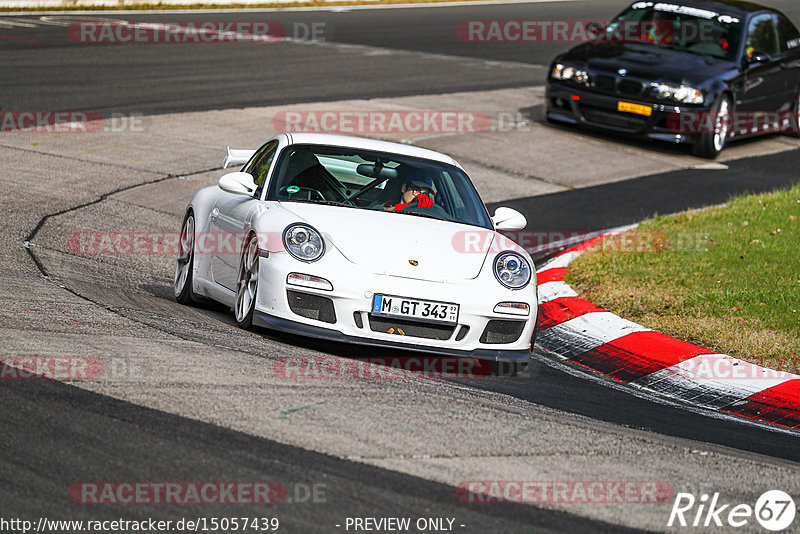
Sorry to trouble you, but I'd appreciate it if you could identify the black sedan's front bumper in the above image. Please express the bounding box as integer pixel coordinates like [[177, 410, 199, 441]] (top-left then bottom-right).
[[546, 81, 709, 145]]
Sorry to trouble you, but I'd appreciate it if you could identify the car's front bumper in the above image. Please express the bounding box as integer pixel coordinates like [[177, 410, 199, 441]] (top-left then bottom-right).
[[253, 249, 537, 362], [253, 312, 532, 362], [546, 81, 709, 144]]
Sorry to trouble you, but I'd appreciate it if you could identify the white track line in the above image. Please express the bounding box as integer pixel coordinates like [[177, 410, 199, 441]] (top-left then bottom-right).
[[635, 355, 798, 410], [538, 312, 651, 360], [536, 280, 578, 304]]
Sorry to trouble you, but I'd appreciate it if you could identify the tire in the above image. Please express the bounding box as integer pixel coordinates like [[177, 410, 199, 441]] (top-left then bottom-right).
[[174, 212, 199, 305], [692, 95, 732, 159], [787, 85, 800, 139], [234, 232, 260, 330]]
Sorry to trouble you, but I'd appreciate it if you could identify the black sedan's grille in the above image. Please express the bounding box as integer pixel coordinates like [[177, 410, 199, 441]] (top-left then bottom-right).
[[590, 74, 647, 98], [619, 79, 644, 96], [593, 75, 617, 93], [368, 315, 455, 340]]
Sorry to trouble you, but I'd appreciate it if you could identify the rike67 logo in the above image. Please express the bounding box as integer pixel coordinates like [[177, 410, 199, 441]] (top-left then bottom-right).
[[668, 490, 796, 531]]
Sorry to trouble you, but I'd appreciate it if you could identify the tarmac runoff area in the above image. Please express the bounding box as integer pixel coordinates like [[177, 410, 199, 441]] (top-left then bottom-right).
[[2, 86, 800, 531]]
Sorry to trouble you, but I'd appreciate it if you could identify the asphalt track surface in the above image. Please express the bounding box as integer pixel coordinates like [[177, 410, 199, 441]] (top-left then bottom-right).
[[1, 0, 797, 113], [487, 147, 800, 235], [2, 377, 636, 533], [2, 1, 800, 532]]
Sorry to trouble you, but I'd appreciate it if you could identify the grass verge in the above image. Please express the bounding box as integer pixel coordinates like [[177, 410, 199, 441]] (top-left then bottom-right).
[[566, 182, 800, 373]]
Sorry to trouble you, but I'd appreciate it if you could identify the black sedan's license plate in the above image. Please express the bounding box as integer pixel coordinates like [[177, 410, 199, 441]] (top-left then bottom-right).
[[371, 294, 459, 325]]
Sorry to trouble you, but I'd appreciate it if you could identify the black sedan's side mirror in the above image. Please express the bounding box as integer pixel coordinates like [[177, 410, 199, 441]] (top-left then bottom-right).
[[745, 50, 772, 67], [586, 22, 605, 39]]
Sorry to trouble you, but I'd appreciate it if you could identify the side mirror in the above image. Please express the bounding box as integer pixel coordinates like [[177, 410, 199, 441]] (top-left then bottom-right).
[[219, 172, 257, 196], [586, 21, 605, 39], [492, 207, 527, 231], [746, 51, 771, 67]]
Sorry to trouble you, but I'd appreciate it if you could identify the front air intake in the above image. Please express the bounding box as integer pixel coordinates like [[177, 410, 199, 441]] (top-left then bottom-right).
[[286, 290, 336, 324], [368, 315, 455, 340], [480, 320, 525, 344]]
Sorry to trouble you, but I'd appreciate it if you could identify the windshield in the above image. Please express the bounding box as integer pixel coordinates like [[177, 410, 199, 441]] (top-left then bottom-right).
[[602, 2, 744, 59], [266, 144, 493, 229]]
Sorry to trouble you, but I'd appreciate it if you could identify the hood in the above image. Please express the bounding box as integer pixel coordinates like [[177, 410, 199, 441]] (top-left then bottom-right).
[[561, 41, 734, 86], [278, 202, 495, 282]]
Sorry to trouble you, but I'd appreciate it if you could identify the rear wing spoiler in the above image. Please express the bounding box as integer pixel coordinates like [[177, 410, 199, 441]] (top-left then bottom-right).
[[222, 147, 257, 169]]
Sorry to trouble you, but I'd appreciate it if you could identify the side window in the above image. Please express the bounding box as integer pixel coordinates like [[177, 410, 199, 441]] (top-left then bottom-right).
[[246, 141, 279, 196], [777, 14, 800, 53], [746, 14, 780, 57]]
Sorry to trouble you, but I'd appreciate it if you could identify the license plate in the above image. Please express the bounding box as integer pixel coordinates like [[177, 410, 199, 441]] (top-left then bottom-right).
[[617, 101, 652, 117], [371, 294, 459, 325]]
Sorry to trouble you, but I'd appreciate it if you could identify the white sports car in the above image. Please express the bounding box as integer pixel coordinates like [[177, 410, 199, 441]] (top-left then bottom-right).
[[174, 133, 537, 364]]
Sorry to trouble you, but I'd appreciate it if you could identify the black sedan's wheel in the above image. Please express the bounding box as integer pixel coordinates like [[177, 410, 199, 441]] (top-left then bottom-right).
[[234, 233, 260, 329], [174, 212, 199, 305], [693, 94, 732, 159], [787, 85, 800, 138]]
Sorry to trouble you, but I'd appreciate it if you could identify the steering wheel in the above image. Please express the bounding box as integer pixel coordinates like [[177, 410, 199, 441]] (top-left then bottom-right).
[[400, 196, 453, 220], [279, 186, 327, 202], [404, 203, 450, 217]]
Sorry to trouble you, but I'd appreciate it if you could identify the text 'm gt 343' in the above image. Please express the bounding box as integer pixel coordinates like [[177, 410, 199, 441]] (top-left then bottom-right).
[[174, 133, 537, 366], [547, 0, 800, 158]]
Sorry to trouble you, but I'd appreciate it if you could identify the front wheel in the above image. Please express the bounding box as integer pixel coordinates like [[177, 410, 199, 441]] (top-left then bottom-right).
[[786, 85, 800, 138], [692, 95, 731, 159], [234, 233, 260, 329], [174, 212, 199, 305]]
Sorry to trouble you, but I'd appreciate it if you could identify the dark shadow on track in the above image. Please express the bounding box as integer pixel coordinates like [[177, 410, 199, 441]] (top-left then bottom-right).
[[0, 376, 646, 533], [464, 357, 800, 463], [488, 148, 800, 235]]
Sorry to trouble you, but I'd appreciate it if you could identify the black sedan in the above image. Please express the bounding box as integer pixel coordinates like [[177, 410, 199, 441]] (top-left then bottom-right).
[[546, 0, 800, 158]]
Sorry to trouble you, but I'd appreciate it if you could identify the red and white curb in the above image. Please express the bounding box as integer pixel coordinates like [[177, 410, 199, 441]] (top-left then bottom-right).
[[534, 235, 800, 431]]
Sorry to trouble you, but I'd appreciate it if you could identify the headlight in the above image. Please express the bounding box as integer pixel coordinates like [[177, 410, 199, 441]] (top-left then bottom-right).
[[493, 251, 532, 290], [650, 83, 704, 104], [551, 63, 589, 84], [283, 224, 325, 262]]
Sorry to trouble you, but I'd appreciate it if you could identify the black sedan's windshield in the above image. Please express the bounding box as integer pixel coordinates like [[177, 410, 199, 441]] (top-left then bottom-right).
[[266, 145, 493, 229], [603, 3, 744, 59]]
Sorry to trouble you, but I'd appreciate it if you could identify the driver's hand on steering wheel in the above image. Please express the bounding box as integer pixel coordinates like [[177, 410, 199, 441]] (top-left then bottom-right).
[[386, 193, 434, 212]]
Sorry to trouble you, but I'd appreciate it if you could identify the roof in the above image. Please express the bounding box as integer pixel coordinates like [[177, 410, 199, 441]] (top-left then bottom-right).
[[284, 133, 462, 168]]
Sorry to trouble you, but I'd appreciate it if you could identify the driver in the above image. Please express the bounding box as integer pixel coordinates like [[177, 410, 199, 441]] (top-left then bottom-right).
[[386, 177, 436, 211], [641, 10, 674, 45]]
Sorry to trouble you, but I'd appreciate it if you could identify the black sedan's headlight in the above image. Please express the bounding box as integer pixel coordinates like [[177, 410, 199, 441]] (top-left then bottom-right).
[[494, 252, 532, 290], [650, 83, 705, 105], [283, 224, 325, 262], [551, 63, 589, 84]]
